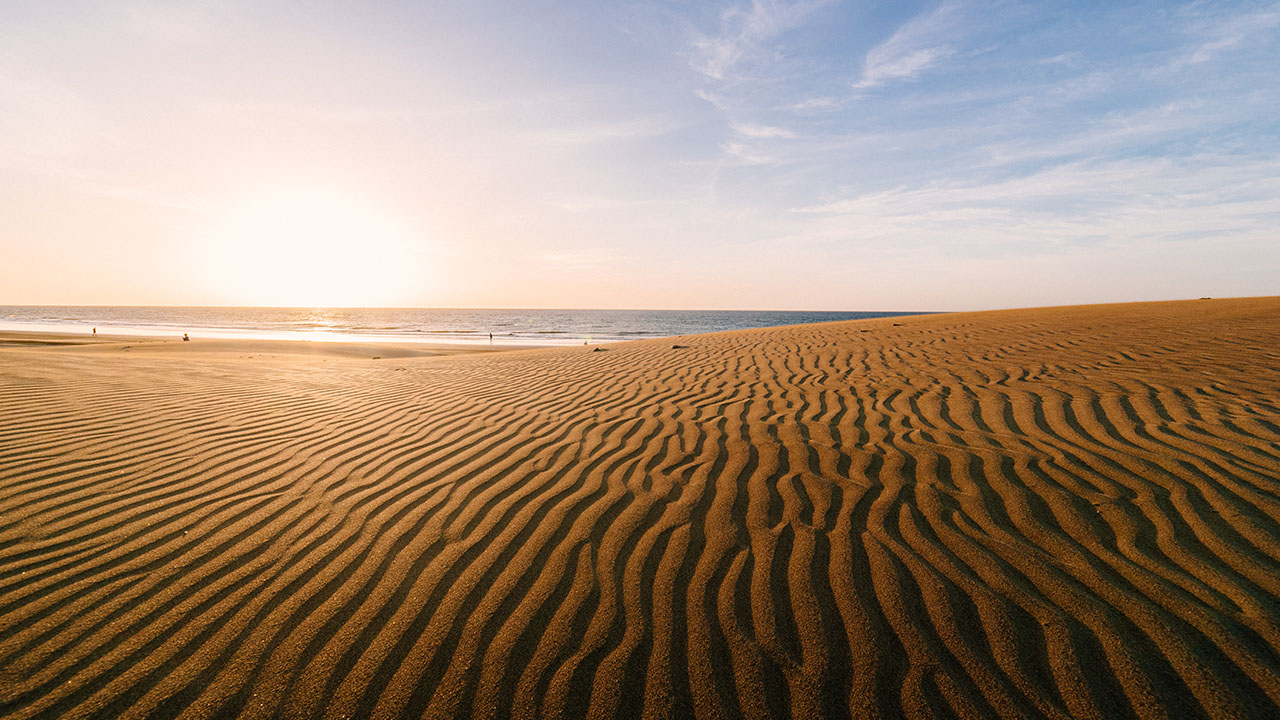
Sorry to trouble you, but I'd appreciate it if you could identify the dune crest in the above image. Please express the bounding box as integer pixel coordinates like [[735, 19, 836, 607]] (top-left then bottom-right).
[[2, 298, 1279, 719]]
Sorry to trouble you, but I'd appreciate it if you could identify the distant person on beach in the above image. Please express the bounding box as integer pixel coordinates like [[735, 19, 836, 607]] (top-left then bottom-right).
[[489, 332, 493, 344], [92, 328, 96, 337], [182, 333, 189, 342]]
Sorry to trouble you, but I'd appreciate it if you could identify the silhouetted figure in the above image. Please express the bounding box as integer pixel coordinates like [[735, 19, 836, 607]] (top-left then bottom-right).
[[489, 332, 493, 344], [92, 328, 96, 337], [182, 333, 190, 342]]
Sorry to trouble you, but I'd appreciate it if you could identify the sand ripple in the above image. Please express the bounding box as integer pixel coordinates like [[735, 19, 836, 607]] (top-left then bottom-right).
[[2, 298, 1279, 719]]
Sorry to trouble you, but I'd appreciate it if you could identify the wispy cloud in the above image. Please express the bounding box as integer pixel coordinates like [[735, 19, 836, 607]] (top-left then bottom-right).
[[721, 140, 778, 165], [689, 0, 835, 81], [1175, 3, 1280, 67], [788, 95, 841, 112], [853, 3, 962, 90], [793, 154, 1280, 255]]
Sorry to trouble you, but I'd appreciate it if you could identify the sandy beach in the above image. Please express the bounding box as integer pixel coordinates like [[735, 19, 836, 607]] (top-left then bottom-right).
[[1, 297, 1278, 719]]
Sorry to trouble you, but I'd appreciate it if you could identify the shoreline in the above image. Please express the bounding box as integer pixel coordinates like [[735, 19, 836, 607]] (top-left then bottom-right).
[[0, 329, 542, 359], [0, 324, 564, 350], [0, 307, 934, 350]]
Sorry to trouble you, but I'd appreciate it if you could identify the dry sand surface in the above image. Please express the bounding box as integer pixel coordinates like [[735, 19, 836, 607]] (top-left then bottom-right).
[[2, 297, 1279, 719]]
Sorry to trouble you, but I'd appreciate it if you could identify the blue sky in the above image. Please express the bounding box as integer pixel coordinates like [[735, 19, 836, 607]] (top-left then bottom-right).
[[1, 1, 1277, 309]]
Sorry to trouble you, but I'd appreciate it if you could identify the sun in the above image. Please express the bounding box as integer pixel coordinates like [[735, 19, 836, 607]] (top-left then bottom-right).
[[198, 185, 422, 307]]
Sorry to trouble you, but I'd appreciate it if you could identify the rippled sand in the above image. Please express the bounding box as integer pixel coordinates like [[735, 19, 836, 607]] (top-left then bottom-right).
[[2, 297, 1278, 719]]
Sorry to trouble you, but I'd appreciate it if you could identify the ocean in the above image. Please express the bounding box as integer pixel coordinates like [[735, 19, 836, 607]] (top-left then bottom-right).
[[0, 306, 929, 346]]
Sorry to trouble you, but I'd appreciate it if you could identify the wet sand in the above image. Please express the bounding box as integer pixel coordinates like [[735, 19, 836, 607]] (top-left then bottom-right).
[[1, 297, 1279, 719]]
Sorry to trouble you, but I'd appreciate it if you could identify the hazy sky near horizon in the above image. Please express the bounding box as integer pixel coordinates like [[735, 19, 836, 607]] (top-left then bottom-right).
[[2, 1, 1277, 310]]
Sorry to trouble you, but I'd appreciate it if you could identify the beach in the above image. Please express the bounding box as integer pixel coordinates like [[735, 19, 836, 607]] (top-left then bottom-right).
[[2, 296, 1279, 718]]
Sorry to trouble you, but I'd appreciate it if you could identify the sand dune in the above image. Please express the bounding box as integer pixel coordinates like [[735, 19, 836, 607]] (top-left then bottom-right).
[[2, 297, 1279, 719]]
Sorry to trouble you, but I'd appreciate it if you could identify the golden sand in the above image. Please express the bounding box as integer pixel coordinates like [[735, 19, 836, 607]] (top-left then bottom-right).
[[2, 297, 1278, 719]]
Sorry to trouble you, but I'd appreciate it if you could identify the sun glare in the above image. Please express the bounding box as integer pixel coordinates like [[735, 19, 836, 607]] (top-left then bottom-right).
[[199, 186, 422, 307]]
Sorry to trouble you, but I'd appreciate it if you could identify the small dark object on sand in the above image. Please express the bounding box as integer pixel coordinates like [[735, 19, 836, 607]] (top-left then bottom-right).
[[592, 347, 607, 352], [182, 333, 190, 341], [893, 323, 903, 326], [672, 344, 689, 349], [372, 356, 381, 360]]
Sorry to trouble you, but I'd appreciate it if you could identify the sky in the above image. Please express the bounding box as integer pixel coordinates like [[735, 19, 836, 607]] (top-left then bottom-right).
[[1, 0, 1277, 310]]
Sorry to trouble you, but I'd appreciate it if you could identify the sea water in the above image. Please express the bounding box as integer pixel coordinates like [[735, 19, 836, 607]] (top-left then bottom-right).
[[0, 306, 928, 346]]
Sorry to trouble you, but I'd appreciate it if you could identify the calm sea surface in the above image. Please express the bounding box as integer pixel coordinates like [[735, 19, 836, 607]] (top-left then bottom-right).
[[0, 306, 930, 346]]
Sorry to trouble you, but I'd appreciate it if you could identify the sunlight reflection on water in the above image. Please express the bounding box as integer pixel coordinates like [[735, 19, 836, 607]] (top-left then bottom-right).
[[0, 306, 929, 346]]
